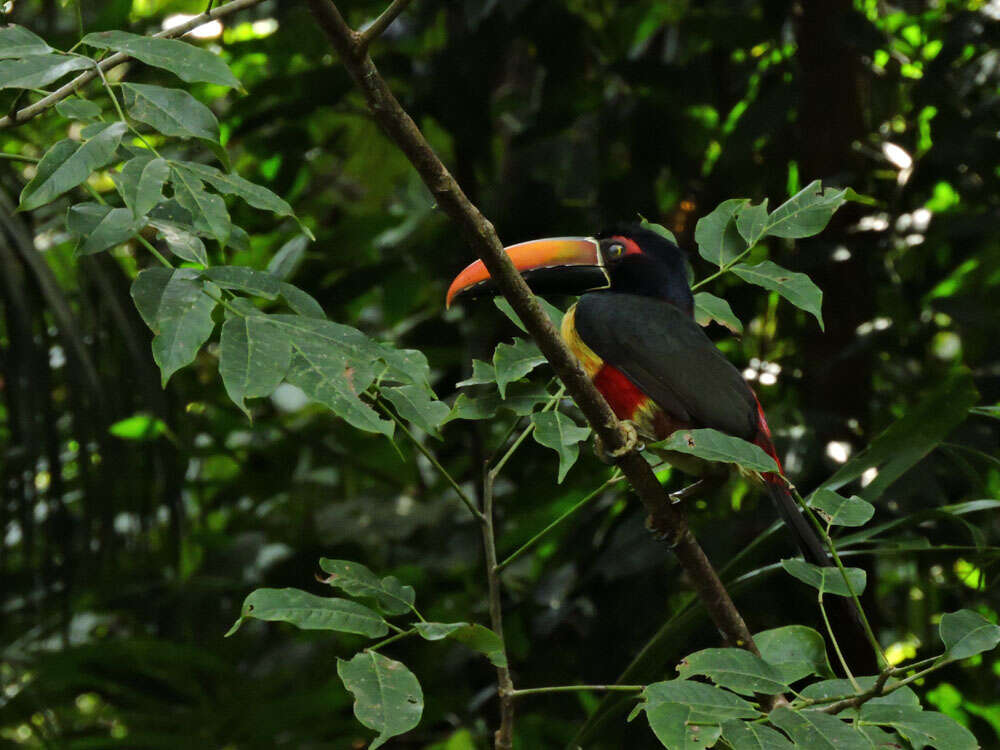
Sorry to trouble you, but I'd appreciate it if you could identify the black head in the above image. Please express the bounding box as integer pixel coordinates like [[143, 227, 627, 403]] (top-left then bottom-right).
[[595, 224, 694, 316]]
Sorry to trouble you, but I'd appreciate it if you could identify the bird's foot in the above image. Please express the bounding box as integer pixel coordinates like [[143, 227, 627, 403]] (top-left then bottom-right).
[[593, 421, 642, 465]]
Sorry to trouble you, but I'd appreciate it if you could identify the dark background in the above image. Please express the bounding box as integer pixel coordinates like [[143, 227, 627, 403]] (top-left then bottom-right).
[[2, 0, 999, 747]]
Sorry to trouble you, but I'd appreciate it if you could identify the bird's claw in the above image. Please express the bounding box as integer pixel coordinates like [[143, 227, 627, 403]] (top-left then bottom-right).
[[593, 421, 643, 464]]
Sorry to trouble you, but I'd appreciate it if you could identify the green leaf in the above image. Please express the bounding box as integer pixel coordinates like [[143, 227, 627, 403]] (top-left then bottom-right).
[[445, 383, 550, 423], [77, 207, 141, 255], [203, 266, 281, 299], [695, 198, 749, 266], [383, 385, 450, 439], [731, 261, 824, 330], [821, 371, 978, 502], [641, 680, 761, 724], [376, 346, 433, 390], [769, 706, 871, 750], [0, 54, 91, 90], [278, 282, 325, 319], [810, 489, 875, 527], [781, 559, 867, 597], [676, 648, 788, 696], [693, 292, 743, 334], [19, 123, 126, 211], [755, 625, 834, 682], [531, 411, 591, 483], [413, 622, 507, 667], [121, 83, 220, 142], [66, 202, 109, 234], [639, 216, 678, 244], [493, 296, 565, 332], [148, 219, 208, 265], [227, 587, 388, 637], [859, 705, 977, 750], [642, 702, 721, 750], [130, 268, 217, 386], [219, 316, 291, 417], [176, 161, 293, 216], [269, 315, 392, 436], [116, 154, 169, 218], [939, 609, 1000, 660], [801, 676, 919, 707], [81, 31, 240, 87], [720, 720, 795, 750], [319, 559, 416, 617], [456, 359, 497, 388], [108, 413, 167, 441], [267, 235, 308, 280], [763, 180, 847, 239], [337, 652, 423, 750], [493, 337, 546, 397], [169, 167, 231, 248], [651, 428, 780, 474], [55, 98, 101, 120], [735, 199, 769, 246], [0, 25, 54, 57]]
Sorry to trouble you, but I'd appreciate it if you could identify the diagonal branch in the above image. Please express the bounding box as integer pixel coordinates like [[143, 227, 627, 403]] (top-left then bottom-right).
[[0, 0, 266, 129], [306, 0, 764, 738], [357, 0, 413, 52]]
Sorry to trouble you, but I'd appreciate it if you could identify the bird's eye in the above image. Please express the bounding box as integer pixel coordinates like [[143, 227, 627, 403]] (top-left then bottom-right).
[[608, 243, 625, 259]]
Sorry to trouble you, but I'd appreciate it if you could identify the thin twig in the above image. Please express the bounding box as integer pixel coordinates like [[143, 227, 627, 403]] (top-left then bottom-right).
[[0, 0, 266, 129], [510, 684, 644, 697], [482, 466, 516, 750], [357, 0, 413, 51]]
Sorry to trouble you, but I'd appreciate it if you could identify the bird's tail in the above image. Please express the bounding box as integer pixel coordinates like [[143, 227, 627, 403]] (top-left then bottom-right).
[[765, 477, 832, 567]]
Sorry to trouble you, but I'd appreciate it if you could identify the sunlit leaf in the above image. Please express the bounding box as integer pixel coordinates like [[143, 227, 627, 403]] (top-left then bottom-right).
[[337, 652, 423, 750], [130, 267, 217, 386], [227, 588, 387, 637], [413, 622, 507, 667], [676, 648, 787, 696], [19, 123, 126, 211], [939, 609, 1000, 660], [121, 83, 220, 142], [531, 411, 591, 483], [693, 292, 743, 334], [319, 559, 416, 617], [761, 180, 847, 239], [203, 266, 281, 299], [769, 706, 870, 749], [0, 54, 91, 90], [720, 719, 795, 750], [108, 413, 167, 441], [383, 385, 450, 439], [810, 489, 875, 527], [859, 704, 977, 750], [781, 559, 867, 597], [755, 625, 834, 682], [148, 219, 208, 265], [82, 31, 240, 87], [640, 680, 761, 724], [493, 337, 546, 397], [267, 235, 309, 280], [219, 315, 291, 417], [55, 98, 101, 120], [731, 261, 824, 330], [639, 217, 678, 245], [650, 429, 779, 474], [0, 25, 54, 57], [695, 198, 749, 266]]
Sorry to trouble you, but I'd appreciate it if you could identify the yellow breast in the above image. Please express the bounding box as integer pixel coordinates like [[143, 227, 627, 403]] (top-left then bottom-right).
[[561, 304, 605, 377]]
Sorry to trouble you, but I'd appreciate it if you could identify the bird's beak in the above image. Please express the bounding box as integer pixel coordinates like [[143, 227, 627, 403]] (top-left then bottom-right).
[[446, 237, 608, 308]]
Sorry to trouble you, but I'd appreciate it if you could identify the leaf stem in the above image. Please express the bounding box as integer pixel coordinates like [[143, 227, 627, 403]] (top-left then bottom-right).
[[690, 242, 757, 291], [357, 0, 413, 51], [819, 593, 860, 692], [495, 470, 623, 572], [490, 385, 564, 477], [366, 627, 415, 652], [791, 486, 889, 668], [0, 152, 39, 163], [374, 398, 485, 522], [509, 684, 644, 698]]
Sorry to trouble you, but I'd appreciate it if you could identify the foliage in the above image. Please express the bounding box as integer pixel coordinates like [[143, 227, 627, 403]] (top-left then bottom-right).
[[2, 1, 999, 749]]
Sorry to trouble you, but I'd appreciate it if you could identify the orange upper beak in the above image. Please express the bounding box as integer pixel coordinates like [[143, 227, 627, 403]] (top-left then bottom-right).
[[446, 237, 605, 308]]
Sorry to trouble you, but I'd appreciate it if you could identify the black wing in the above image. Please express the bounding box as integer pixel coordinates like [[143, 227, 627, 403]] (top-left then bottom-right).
[[575, 292, 758, 440]]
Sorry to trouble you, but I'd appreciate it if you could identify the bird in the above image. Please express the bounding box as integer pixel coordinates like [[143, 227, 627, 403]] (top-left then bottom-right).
[[446, 224, 831, 567]]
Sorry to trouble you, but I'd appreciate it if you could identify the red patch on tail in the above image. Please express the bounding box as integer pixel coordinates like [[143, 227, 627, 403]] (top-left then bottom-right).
[[752, 395, 784, 478], [593, 365, 651, 421]]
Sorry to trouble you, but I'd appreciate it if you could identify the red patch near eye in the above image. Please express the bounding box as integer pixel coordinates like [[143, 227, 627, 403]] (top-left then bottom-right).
[[612, 235, 643, 256]]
